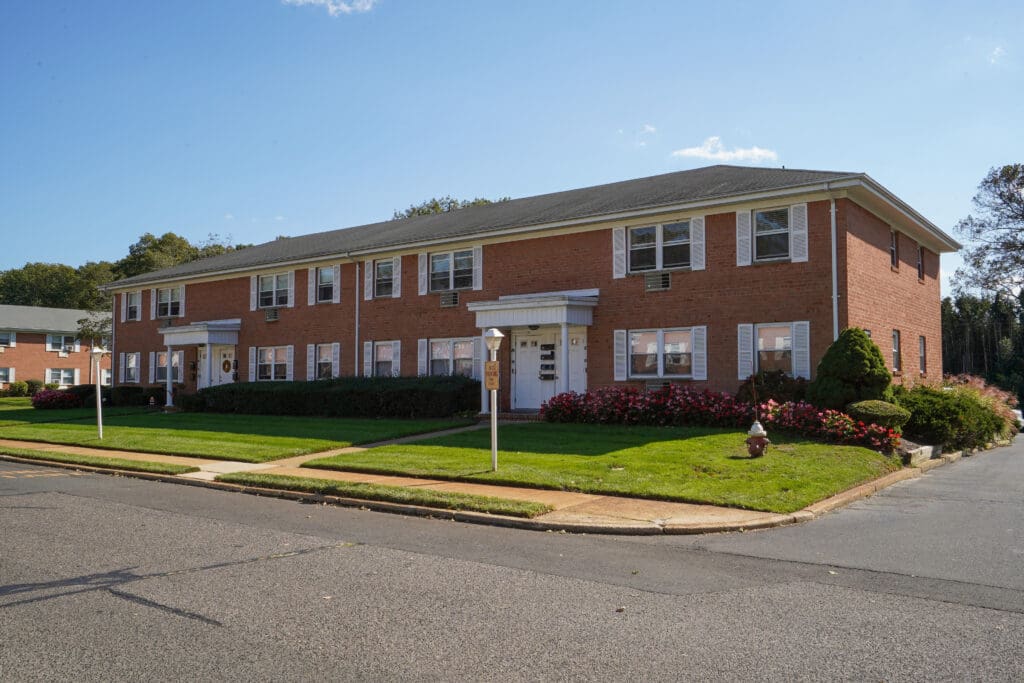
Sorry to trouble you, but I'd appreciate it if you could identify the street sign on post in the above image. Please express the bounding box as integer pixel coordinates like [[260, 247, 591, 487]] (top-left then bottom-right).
[[484, 361, 500, 391]]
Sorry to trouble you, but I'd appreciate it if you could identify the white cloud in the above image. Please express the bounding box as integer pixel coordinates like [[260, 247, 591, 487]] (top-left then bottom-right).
[[223, 213, 235, 221], [282, 0, 378, 16], [989, 46, 1005, 64], [642, 124, 656, 134], [275, 215, 286, 222], [671, 136, 778, 163]]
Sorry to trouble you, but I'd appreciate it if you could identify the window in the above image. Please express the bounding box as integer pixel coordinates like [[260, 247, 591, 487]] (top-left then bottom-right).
[[374, 341, 396, 377], [259, 274, 290, 308], [101, 369, 112, 386], [754, 208, 790, 261], [429, 339, 474, 377], [257, 347, 288, 381], [124, 352, 140, 383], [628, 221, 691, 272], [316, 344, 333, 380], [430, 250, 473, 292], [919, 336, 926, 374], [155, 351, 182, 383], [629, 329, 693, 378], [156, 287, 181, 317], [316, 267, 335, 303], [890, 231, 899, 269], [892, 330, 902, 372], [47, 334, 76, 352], [0, 368, 9, 383], [0, 331, 11, 347], [48, 368, 75, 386], [756, 325, 793, 374], [126, 291, 141, 320], [916, 245, 924, 280], [374, 260, 394, 298]]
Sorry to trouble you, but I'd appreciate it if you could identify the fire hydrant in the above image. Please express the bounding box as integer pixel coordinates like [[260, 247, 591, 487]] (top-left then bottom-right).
[[746, 421, 770, 458]]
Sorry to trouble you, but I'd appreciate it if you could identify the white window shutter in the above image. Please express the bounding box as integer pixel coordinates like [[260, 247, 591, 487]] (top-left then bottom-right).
[[148, 352, 155, 384], [287, 272, 295, 308], [392, 341, 401, 376], [7, 332, 14, 347], [737, 324, 754, 380], [736, 211, 752, 267], [790, 203, 808, 263], [691, 326, 708, 380], [8, 368, 13, 382], [73, 339, 81, 352], [792, 321, 811, 379], [73, 369, 80, 385], [250, 276, 258, 311], [119, 353, 126, 383], [472, 245, 483, 291], [613, 330, 627, 381], [285, 345, 294, 381], [332, 265, 341, 304], [473, 337, 483, 380], [120, 293, 127, 323], [175, 351, 184, 381], [150, 289, 157, 319], [248, 347, 257, 382], [612, 227, 626, 278], [417, 338, 428, 376], [178, 285, 186, 317], [45, 368, 51, 385], [392, 256, 402, 298], [363, 341, 373, 377], [418, 253, 428, 295], [307, 268, 316, 306], [331, 342, 340, 378], [306, 344, 315, 380], [364, 261, 373, 301], [690, 217, 705, 271]]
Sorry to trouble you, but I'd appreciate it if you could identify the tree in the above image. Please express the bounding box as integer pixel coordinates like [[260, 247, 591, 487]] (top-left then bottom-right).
[[0, 262, 106, 309], [392, 196, 510, 220], [805, 327, 892, 410], [954, 164, 1024, 293]]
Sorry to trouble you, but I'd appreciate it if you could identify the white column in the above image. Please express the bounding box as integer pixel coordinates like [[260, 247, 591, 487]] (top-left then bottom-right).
[[205, 342, 213, 389], [165, 345, 174, 407], [560, 323, 570, 395], [480, 330, 489, 414]]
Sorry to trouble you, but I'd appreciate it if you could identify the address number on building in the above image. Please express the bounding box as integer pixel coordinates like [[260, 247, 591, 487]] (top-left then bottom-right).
[[484, 361, 500, 390]]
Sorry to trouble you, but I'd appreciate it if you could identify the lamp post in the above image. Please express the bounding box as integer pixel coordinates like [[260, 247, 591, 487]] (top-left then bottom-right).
[[90, 346, 108, 440], [483, 328, 504, 472]]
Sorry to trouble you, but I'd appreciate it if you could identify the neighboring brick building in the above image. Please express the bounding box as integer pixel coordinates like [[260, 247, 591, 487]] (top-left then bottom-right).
[[103, 165, 959, 411], [0, 305, 112, 390]]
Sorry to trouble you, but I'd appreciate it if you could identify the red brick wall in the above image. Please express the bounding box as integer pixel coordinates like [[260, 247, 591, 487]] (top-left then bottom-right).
[[841, 199, 943, 383], [0, 333, 110, 388]]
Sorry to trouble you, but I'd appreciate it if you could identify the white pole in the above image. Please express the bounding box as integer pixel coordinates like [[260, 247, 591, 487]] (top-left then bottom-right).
[[94, 354, 103, 440], [490, 345, 498, 472]]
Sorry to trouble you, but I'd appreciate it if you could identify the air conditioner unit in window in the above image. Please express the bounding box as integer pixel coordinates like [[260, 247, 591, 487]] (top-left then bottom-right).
[[440, 292, 459, 308], [264, 308, 280, 322], [644, 272, 671, 292]]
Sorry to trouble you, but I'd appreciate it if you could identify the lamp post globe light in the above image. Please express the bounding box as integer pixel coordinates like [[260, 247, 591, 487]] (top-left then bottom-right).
[[483, 328, 504, 471], [90, 346, 109, 440]]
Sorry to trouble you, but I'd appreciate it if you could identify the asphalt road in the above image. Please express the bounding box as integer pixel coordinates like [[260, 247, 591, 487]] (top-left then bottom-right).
[[2, 439, 1023, 681]]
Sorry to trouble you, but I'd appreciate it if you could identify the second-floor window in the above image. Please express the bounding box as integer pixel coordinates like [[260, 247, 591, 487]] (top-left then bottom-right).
[[430, 250, 473, 292], [259, 274, 290, 308], [916, 245, 924, 280], [374, 260, 394, 297], [316, 267, 335, 303], [126, 291, 141, 320], [47, 334, 77, 352], [890, 231, 899, 269], [0, 331, 12, 347], [157, 287, 181, 317], [628, 221, 691, 272], [754, 208, 790, 261]]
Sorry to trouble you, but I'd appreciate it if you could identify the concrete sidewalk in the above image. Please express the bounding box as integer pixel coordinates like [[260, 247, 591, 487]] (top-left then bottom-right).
[[0, 435, 924, 535]]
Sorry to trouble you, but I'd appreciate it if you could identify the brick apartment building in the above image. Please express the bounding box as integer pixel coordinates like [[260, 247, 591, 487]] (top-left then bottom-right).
[[103, 165, 960, 412], [0, 304, 112, 389]]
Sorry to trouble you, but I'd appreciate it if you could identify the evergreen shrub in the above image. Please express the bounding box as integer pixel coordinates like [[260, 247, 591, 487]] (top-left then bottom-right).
[[845, 400, 911, 431], [806, 327, 892, 409]]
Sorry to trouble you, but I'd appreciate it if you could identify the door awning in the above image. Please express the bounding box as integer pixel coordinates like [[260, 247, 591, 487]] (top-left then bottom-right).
[[467, 289, 598, 328], [158, 319, 241, 346]]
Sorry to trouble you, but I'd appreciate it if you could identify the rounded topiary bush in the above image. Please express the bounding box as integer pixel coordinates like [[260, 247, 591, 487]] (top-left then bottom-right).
[[806, 327, 892, 410], [5, 380, 29, 397], [846, 399, 911, 430]]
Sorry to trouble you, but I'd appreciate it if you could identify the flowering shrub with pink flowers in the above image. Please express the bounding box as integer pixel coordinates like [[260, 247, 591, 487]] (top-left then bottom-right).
[[30, 389, 85, 410], [540, 385, 899, 453]]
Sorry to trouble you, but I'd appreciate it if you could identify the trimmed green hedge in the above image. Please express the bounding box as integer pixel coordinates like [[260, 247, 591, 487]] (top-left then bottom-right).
[[894, 385, 1003, 450], [188, 376, 481, 418], [846, 400, 911, 431]]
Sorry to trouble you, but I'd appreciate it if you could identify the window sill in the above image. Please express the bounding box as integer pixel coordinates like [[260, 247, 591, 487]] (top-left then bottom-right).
[[752, 257, 791, 265], [429, 287, 472, 295], [627, 266, 692, 276]]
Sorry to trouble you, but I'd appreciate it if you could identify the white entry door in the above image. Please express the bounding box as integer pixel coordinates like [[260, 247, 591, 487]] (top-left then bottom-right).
[[512, 332, 559, 410], [198, 346, 236, 388]]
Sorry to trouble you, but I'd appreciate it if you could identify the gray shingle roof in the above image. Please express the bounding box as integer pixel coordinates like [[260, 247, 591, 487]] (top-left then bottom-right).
[[0, 304, 96, 334], [109, 164, 862, 288]]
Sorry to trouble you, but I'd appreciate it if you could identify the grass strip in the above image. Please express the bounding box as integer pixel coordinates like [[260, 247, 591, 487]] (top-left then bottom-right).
[[216, 472, 552, 519], [0, 447, 200, 475]]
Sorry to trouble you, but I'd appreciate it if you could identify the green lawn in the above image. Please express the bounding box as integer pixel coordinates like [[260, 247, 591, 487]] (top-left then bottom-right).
[[0, 397, 33, 411], [0, 447, 200, 475], [0, 404, 472, 463], [302, 423, 900, 514], [217, 472, 552, 518]]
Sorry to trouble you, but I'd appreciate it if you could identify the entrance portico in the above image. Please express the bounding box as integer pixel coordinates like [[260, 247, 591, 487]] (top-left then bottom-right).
[[468, 290, 597, 412], [157, 319, 241, 405]]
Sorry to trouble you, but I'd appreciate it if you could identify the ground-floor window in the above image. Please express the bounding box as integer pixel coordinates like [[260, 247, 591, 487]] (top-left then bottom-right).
[[48, 368, 75, 386], [892, 330, 902, 373], [756, 324, 793, 374], [628, 329, 693, 378], [101, 368, 112, 386], [737, 321, 809, 380], [429, 338, 475, 377], [258, 347, 289, 381], [316, 344, 333, 379], [122, 352, 140, 383], [919, 335, 926, 375], [155, 351, 183, 383], [374, 341, 396, 377], [0, 368, 10, 383]]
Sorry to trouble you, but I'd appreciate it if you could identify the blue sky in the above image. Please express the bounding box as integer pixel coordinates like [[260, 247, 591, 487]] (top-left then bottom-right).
[[2, 1, 1020, 295]]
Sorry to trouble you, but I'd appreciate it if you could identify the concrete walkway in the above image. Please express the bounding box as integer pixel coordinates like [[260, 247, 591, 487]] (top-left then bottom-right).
[[0, 431, 930, 534]]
